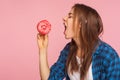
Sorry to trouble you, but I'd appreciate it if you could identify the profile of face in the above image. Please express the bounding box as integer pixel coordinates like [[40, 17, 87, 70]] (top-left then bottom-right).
[[63, 9, 75, 39]]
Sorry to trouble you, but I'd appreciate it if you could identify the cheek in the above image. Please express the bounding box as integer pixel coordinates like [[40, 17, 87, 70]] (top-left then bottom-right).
[[65, 27, 74, 37]]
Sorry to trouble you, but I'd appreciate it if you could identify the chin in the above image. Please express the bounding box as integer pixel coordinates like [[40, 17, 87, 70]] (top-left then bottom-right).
[[65, 36, 72, 39]]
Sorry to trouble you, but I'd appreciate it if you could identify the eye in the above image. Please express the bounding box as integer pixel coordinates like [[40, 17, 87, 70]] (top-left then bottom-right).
[[68, 15, 72, 18]]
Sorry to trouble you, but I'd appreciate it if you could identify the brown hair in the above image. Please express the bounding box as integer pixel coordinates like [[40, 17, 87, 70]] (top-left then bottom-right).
[[65, 4, 103, 79]]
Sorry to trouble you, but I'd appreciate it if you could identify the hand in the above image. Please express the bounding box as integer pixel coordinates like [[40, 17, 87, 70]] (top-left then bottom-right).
[[37, 33, 48, 50]]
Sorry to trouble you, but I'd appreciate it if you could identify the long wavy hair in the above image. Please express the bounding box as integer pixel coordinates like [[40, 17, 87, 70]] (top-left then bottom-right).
[[65, 4, 103, 79]]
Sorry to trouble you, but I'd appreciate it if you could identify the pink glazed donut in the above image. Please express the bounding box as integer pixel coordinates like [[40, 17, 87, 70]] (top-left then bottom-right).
[[37, 20, 51, 35]]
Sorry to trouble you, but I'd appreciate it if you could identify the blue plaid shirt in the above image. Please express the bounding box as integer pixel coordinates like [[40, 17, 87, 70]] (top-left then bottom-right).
[[48, 40, 120, 80]]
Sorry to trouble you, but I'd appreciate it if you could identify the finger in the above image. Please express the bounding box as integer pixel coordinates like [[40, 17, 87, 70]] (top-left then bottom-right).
[[37, 33, 40, 39], [44, 34, 48, 42], [45, 34, 48, 38], [37, 33, 44, 40]]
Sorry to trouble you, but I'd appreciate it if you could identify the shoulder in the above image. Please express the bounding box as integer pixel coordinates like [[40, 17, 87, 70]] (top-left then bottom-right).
[[63, 42, 71, 49], [58, 42, 71, 59], [98, 40, 118, 57], [93, 40, 120, 64], [61, 42, 71, 53]]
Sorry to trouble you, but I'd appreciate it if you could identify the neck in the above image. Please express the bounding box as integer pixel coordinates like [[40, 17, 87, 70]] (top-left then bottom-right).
[[73, 37, 83, 58], [73, 38, 81, 58], [73, 37, 81, 47]]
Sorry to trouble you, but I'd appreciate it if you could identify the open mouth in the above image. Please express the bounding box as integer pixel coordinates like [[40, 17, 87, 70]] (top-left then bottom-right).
[[63, 23, 67, 35], [63, 23, 67, 30], [64, 25, 66, 30]]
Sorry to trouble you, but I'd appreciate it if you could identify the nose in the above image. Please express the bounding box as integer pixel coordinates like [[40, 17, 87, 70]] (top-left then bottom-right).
[[63, 17, 65, 22], [63, 16, 67, 23]]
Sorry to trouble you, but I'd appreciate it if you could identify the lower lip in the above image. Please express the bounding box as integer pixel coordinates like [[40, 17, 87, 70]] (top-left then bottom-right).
[[63, 30, 66, 35]]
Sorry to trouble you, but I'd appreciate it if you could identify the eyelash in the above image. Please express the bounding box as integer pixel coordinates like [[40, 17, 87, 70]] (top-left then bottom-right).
[[68, 15, 72, 18]]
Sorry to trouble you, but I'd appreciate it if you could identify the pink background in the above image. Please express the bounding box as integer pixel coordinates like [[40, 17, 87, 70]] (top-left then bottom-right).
[[0, 0, 120, 80]]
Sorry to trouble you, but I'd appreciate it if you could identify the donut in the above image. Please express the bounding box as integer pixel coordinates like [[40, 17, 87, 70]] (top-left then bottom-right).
[[37, 20, 51, 35]]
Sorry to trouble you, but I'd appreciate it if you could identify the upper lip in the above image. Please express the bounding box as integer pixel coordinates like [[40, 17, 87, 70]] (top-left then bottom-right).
[[63, 22, 67, 27]]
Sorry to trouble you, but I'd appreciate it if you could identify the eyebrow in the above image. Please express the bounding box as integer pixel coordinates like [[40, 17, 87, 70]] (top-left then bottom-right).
[[68, 12, 73, 15]]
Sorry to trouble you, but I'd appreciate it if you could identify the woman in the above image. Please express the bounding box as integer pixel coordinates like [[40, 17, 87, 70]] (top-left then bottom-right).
[[37, 3, 120, 80]]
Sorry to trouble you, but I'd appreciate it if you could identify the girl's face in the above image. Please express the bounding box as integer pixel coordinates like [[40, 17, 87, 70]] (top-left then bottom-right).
[[63, 9, 74, 39]]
